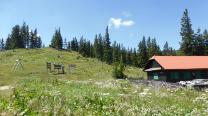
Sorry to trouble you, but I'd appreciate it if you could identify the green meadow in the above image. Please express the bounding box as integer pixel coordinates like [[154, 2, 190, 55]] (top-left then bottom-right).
[[0, 48, 208, 115]]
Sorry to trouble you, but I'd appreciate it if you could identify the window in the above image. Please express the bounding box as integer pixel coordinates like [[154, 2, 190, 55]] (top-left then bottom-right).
[[153, 73, 159, 80]]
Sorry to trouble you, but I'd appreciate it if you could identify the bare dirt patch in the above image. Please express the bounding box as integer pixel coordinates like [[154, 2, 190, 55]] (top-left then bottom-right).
[[0, 86, 13, 91]]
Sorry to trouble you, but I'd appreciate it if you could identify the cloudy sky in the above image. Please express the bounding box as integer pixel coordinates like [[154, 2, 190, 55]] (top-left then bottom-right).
[[0, 0, 208, 49]]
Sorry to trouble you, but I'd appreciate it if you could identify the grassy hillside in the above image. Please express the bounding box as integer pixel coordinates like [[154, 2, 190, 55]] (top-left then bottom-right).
[[0, 48, 207, 115], [0, 48, 145, 86]]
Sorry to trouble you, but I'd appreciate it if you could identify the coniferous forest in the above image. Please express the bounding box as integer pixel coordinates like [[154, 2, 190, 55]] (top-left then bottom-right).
[[1, 9, 208, 68]]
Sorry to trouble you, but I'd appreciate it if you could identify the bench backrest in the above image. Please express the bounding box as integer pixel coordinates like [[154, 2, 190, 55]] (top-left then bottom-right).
[[54, 64, 63, 69]]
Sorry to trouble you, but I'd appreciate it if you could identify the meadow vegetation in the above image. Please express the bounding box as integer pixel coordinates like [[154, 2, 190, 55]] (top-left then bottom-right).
[[0, 48, 208, 115]]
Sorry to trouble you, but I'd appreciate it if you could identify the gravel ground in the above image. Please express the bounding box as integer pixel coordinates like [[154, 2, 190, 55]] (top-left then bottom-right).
[[128, 78, 183, 88]]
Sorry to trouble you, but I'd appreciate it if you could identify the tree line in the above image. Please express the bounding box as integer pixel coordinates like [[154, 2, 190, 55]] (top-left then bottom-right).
[[2, 22, 42, 50], [50, 26, 175, 68], [1, 9, 208, 68], [180, 9, 208, 56]]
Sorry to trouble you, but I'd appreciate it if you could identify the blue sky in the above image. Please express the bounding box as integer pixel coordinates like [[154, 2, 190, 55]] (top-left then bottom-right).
[[0, 0, 208, 49]]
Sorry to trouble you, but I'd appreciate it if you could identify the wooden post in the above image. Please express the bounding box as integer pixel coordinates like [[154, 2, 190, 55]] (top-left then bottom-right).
[[46, 62, 52, 72]]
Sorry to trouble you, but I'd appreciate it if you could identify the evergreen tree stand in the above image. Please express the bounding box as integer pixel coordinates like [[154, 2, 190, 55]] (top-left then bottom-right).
[[12, 59, 24, 71]]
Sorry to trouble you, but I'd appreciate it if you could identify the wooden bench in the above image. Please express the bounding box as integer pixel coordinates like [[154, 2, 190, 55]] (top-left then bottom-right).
[[54, 64, 64, 74]]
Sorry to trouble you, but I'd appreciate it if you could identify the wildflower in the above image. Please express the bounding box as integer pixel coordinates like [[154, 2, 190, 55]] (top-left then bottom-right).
[[139, 92, 147, 97], [101, 93, 110, 96], [204, 89, 208, 93], [193, 96, 207, 104], [132, 91, 137, 94], [19, 109, 29, 116], [143, 88, 149, 92], [118, 94, 124, 96], [190, 108, 200, 115]]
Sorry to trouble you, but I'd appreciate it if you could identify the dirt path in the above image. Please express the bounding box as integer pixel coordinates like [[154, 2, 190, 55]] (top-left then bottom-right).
[[0, 85, 13, 91]]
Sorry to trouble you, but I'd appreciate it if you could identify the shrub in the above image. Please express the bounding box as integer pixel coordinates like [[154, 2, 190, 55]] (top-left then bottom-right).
[[112, 62, 126, 79]]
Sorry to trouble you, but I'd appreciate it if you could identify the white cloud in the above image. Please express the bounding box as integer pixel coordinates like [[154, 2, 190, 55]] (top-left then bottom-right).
[[122, 20, 134, 26], [109, 18, 122, 28], [109, 18, 134, 29]]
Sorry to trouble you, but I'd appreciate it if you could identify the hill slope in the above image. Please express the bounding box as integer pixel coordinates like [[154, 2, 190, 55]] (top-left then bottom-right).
[[0, 49, 207, 115], [0, 48, 145, 86]]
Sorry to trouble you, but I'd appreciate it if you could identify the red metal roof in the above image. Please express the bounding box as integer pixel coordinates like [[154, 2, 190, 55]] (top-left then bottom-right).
[[151, 56, 208, 70]]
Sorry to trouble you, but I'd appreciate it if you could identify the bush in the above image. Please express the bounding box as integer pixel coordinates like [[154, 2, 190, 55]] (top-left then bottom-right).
[[112, 62, 126, 79]]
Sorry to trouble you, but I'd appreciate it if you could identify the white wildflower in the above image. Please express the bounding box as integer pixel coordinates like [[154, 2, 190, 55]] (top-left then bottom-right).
[[101, 93, 110, 96], [139, 92, 147, 97], [132, 90, 137, 94], [118, 94, 125, 96]]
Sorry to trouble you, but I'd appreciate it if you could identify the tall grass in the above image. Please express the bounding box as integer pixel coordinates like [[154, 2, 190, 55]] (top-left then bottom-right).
[[1, 77, 208, 115]]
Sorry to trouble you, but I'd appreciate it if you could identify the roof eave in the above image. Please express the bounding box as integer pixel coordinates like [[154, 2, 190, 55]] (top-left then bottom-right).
[[163, 68, 208, 70]]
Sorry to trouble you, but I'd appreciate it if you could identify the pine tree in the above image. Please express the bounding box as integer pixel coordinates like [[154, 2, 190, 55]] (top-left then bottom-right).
[[98, 34, 104, 61], [51, 31, 56, 48], [120, 47, 127, 64], [147, 37, 151, 58], [203, 29, 208, 44], [25, 25, 30, 48], [103, 26, 112, 64], [193, 28, 205, 55], [152, 38, 161, 56], [67, 41, 71, 50], [112, 58, 126, 79], [90, 43, 94, 57], [79, 36, 85, 55], [30, 30, 35, 48], [112, 41, 119, 63], [0, 38, 4, 50], [29, 29, 42, 48], [86, 40, 91, 57], [50, 28, 63, 49], [203, 29, 208, 55], [33, 29, 38, 48], [10, 25, 24, 49], [5, 35, 12, 50], [71, 37, 79, 51], [180, 9, 194, 55], [20, 22, 27, 48], [163, 41, 171, 56], [37, 36, 42, 48], [132, 48, 138, 67], [137, 36, 148, 68], [126, 48, 133, 65], [93, 34, 99, 58]]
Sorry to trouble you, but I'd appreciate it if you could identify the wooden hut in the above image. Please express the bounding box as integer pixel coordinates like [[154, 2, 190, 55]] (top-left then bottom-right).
[[143, 56, 208, 82]]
